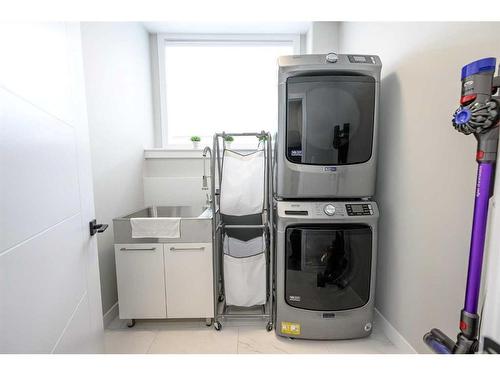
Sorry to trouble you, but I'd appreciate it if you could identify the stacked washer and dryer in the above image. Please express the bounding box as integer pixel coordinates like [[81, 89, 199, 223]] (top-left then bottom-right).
[[273, 53, 382, 339]]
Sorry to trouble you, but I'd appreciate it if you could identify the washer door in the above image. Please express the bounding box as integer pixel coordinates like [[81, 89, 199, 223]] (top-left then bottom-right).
[[286, 75, 376, 166], [285, 224, 372, 311]]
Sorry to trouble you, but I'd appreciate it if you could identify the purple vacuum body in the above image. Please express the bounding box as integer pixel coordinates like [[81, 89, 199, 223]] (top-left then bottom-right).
[[424, 58, 500, 354], [465, 162, 494, 314]]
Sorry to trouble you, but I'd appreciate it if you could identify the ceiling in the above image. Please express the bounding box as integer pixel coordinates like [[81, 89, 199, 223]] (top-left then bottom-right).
[[142, 21, 312, 35]]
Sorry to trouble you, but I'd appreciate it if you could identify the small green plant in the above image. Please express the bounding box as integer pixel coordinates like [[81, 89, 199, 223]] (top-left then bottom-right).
[[257, 134, 268, 142], [224, 135, 234, 142], [190, 136, 201, 142]]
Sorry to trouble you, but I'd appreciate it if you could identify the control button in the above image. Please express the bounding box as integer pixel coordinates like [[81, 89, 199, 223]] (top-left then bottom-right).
[[324, 204, 336, 216]]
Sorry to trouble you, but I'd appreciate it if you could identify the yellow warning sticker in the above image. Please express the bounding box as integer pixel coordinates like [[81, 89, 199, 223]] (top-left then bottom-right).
[[281, 321, 301, 335]]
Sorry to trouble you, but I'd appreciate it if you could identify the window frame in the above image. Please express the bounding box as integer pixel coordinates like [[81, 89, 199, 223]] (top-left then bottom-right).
[[151, 33, 301, 148]]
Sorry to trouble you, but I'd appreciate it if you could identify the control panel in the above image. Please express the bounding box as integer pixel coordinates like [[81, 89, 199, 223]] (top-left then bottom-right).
[[348, 55, 376, 64], [345, 203, 373, 216], [277, 201, 378, 219]]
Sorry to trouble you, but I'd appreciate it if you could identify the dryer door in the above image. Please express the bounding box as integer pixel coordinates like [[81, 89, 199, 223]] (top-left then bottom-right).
[[285, 224, 372, 311], [286, 75, 376, 166]]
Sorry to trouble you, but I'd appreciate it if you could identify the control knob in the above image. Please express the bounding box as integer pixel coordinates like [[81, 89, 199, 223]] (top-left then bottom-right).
[[326, 52, 338, 63], [324, 204, 336, 216]]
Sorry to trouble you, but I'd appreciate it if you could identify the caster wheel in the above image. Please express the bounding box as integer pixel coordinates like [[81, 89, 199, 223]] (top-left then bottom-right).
[[266, 322, 273, 332], [218, 295, 225, 302], [205, 318, 213, 327], [127, 319, 136, 328], [214, 321, 222, 331]]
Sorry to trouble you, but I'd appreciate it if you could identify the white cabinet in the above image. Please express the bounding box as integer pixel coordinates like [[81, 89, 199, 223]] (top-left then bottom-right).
[[114, 242, 214, 320], [164, 242, 214, 319], [114, 243, 167, 319]]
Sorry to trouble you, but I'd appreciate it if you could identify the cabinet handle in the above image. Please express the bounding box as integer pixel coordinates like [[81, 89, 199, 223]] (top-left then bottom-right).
[[120, 247, 156, 251], [169, 246, 205, 251]]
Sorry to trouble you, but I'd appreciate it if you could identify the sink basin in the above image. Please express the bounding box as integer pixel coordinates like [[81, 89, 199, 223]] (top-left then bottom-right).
[[113, 206, 212, 244], [123, 206, 211, 219]]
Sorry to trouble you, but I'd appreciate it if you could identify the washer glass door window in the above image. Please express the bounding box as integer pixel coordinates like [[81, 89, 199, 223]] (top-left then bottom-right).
[[285, 224, 372, 311]]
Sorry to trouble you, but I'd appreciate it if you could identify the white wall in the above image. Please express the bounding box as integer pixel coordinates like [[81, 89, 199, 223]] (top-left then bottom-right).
[[306, 22, 339, 54], [81, 22, 155, 317], [482, 163, 500, 350], [143, 152, 208, 210], [338, 22, 500, 353]]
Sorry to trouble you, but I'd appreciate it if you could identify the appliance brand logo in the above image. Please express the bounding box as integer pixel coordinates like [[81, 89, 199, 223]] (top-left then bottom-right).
[[290, 150, 302, 157], [324, 166, 337, 172], [289, 295, 301, 302], [476, 165, 482, 198]]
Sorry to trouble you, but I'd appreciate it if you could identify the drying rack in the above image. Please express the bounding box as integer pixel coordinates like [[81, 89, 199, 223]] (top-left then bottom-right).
[[209, 131, 274, 331]]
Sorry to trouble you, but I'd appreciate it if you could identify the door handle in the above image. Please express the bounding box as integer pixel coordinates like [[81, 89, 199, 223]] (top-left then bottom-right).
[[120, 247, 156, 251], [169, 246, 205, 251], [89, 219, 109, 236]]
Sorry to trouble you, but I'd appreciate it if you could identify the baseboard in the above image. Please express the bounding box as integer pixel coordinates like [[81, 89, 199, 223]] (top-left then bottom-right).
[[103, 302, 119, 328], [374, 308, 417, 354]]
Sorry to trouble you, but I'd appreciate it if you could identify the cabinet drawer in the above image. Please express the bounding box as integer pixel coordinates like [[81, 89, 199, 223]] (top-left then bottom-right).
[[164, 242, 214, 319], [114, 244, 166, 319]]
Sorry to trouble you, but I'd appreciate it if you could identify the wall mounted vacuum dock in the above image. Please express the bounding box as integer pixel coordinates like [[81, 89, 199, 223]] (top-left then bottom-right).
[[275, 53, 381, 199]]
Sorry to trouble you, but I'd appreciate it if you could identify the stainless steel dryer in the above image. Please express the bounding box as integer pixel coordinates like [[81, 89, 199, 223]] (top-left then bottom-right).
[[275, 200, 379, 340], [275, 53, 381, 199]]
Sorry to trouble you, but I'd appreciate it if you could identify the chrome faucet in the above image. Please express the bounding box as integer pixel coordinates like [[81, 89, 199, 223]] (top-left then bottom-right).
[[202, 146, 212, 158], [202, 146, 212, 190], [202, 147, 212, 209]]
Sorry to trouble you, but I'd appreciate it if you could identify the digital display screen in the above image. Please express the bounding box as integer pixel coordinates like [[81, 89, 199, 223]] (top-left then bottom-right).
[[353, 55, 367, 62], [350, 205, 364, 213]]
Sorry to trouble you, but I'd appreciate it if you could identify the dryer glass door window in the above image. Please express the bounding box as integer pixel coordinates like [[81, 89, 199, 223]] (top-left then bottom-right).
[[285, 225, 372, 311], [286, 75, 375, 165]]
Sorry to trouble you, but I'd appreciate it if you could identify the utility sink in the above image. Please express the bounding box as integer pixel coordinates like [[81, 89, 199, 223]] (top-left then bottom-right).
[[113, 206, 212, 244]]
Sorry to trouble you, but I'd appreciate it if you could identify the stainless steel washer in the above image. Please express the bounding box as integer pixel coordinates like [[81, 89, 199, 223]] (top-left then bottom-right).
[[275, 200, 379, 340]]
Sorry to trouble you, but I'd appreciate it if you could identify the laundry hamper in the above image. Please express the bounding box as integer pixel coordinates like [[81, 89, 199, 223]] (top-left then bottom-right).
[[209, 132, 273, 331], [220, 149, 266, 307]]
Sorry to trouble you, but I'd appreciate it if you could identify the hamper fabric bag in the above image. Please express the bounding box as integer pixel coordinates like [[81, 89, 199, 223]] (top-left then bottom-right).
[[223, 234, 266, 307], [223, 251, 266, 307], [220, 150, 265, 216]]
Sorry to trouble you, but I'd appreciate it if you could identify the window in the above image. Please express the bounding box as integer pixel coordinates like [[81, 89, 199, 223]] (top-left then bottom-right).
[[155, 34, 299, 148]]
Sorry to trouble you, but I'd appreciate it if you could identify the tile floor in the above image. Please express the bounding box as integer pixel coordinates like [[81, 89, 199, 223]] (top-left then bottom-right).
[[105, 316, 406, 354]]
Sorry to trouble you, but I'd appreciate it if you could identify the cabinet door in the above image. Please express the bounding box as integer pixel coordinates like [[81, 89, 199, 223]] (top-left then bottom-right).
[[164, 243, 214, 318], [114, 244, 166, 319]]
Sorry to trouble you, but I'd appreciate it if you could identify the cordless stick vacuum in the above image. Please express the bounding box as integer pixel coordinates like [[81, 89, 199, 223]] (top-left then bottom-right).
[[424, 58, 500, 354]]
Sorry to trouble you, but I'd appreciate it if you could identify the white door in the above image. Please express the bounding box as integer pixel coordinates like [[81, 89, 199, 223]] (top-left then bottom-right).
[[0, 23, 104, 353]]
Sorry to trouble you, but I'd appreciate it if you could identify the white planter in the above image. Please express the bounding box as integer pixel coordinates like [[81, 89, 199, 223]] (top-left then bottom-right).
[[225, 142, 232, 149], [192, 141, 200, 149]]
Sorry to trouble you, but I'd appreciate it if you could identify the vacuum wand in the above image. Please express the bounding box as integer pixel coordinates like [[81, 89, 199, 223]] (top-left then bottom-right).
[[424, 57, 500, 354]]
